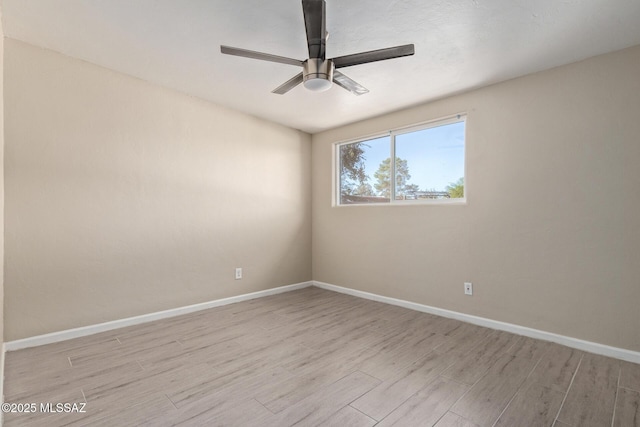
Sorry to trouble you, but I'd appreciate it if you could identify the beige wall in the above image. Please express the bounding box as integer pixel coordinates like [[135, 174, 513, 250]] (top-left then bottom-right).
[[1, 2, 5, 394], [312, 45, 640, 352], [4, 39, 312, 341]]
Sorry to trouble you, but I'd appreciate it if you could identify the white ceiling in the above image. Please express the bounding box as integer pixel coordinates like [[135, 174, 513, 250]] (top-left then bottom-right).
[[3, 0, 640, 133]]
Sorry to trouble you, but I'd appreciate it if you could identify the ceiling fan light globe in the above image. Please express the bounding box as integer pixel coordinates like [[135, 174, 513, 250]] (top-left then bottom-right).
[[303, 78, 332, 92]]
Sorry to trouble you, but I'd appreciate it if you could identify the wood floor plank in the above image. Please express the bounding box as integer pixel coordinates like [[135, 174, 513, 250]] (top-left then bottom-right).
[[178, 323, 246, 347], [434, 324, 496, 357], [556, 353, 619, 427], [351, 351, 453, 420], [255, 363, 353, 413], [527, 343, 583, 393], [613, 387, 640, 427], [451, 353, 539, 426], [164, 377, 278, 426], [291, 317, 387, 352], [66, 337, 122, 361], [271, 293, 357, 319], [424, 316, 468, 336], [372, 310, 442, 338], [138, 344, 200, 372], [115, 321, 197, 348], [168, 365, 292, 409], [61, 394, 175, 427], [5, 359, 143, 402], [357, 331, 449, 381], [507, 336, 551, 361], [376, 376, 469, 427], [208, 341, 310, 374], [264, 371, 381, 427], [441, 331, 521, 385], [172, 397, 273, 426], [620, 360, 640, 392], [324, 406, 377, 427], [178, 331, 244, 357], [493, 382, 565, 427], [434, 412, 480, 427], [280, 324, 416, 379], [278, 340, 368, 378], [362, 310, 427, 337], [84, 363, 214, 411], [4, 350, 71, 384], [71, 339, 187, 374]]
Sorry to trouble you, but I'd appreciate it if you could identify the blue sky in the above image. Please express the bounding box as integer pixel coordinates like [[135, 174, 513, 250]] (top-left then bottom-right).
[[359, 121, 465, 192]]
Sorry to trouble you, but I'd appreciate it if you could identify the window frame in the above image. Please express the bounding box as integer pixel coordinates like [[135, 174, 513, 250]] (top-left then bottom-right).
[[333, 113, 467, 207]]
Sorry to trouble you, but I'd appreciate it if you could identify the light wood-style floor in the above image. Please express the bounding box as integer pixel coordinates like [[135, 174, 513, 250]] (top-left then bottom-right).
[[3, 287, 640, 426]]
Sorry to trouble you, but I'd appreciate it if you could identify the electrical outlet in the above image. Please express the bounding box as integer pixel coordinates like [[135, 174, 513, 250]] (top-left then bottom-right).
[[235, 268, 242, 280], [464, 282, 473, 295]]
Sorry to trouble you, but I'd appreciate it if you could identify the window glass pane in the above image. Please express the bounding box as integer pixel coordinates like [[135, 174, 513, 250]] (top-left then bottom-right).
[[339, 136, 390, 204], [394, 121, 465, 200]]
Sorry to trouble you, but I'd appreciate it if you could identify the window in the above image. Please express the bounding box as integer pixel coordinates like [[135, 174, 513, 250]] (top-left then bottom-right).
[[336, 115, 466, 205]]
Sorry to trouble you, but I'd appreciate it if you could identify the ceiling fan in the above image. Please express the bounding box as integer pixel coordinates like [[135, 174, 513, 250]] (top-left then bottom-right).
[[220, 0, 415, 95]]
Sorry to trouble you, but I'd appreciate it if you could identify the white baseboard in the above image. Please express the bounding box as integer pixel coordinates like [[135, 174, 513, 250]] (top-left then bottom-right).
[[4, 281, 313, 352], [313, 281, 640, 364], [5, 279, 639, 365]]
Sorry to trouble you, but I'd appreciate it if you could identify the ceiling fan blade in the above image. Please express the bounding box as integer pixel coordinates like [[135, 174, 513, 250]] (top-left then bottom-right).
[[302, 0, 326, 60], [333, 70, 369, 95], [221, 45, 303, 67], [332, 44, 415, 68], [272, 72, 304, 94]]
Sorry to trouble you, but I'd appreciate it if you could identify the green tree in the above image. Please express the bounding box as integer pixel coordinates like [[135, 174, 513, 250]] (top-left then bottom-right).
[[339, 142, 369, 195], [374, 157, 412, 198], [446, 177, 464, 198], [354, 182, 374, 196]]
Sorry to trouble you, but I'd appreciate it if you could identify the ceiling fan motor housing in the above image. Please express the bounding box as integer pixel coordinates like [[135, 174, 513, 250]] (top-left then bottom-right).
[[303, 58, 334, 91]]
